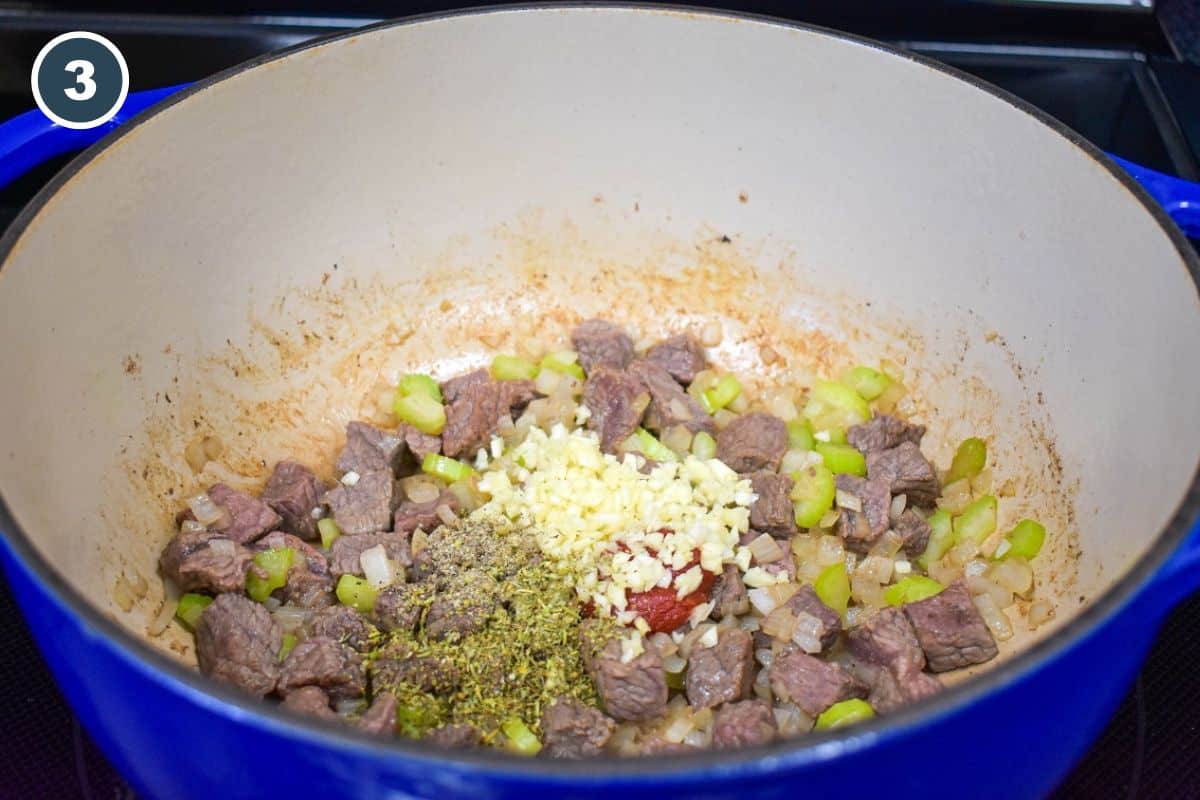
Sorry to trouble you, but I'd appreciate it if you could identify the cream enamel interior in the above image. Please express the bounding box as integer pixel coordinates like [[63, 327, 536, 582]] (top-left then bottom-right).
[[0, 9, 1197, 680]]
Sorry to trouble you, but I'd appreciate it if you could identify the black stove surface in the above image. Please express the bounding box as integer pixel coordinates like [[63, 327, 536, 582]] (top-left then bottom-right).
[[0, 6, 1198, 799]]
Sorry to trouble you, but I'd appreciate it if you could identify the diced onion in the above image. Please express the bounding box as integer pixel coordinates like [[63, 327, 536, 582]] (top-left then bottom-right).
[[835, 490, 862, 512], [755, 648, 774, 668], [410, 529, 429, 559], [661, 425, 694, 457], [534, 368, 563, 396], [889, 494, 908, 524], [341, 471, 361, 486], [360, 544, 396, 589], [748, 534, 786, 564], [208, 539, 236, 557], [1028, 599, 1056, 629], [781, 448, 821, 475], [987, 556, 1034, 597], [774, 703, 813, 737], [435, 503, 458, 526], [938, 479, 973, 514], [662, 654, 686, 675], [400, 475, 441, 504], [964, 575, 1013, 610], [791, 612, 824, 654], [761, 606, 798, 640], [815, 535, 845, 567], [180, 519, 207, 534], [868, 530, 904, 559], [272, 604, 311, 634], [857, 555, 894, 584], [147, 580, 180, 636], [972, 591, 1013, 641], [187, 493, 229, 527], [700, 321, 723, 347]]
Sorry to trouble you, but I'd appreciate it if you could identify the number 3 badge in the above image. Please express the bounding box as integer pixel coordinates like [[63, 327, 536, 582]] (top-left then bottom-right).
[[31, 31, 129, 130]]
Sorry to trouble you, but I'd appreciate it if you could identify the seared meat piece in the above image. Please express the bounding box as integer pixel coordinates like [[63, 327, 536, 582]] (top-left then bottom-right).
[[834, 474, 892, 553], [846, 414, 925, 455], [904, 581, 998, 672], [441, 369, 490, 404], [868, 667, 944, 713], [583, 365, 651, 453], [716, 413, 788, 473], [745, 471, 797, 538], [579, 621, 667, 722], [336, 421, 406, 477], [323, 470, 399, 535], [427, 723, 483, 748], [307, 605, 375, 653], [194, 593, 282, 697], [712, 699, 778, 748], [627, 359, 714, 436], [372, 647, 460, 696], [685, 628, 755, 710], [710, 565, 750, 620], [328, 532, 411, 579], [571, 319, 635, 373], [541, 696, 616, 759], [208, 483, 280, 544], [159, 530, 255, 595], [393, 490, 459, 536], [780, 585, 842, 653], [894, 509, 932, 558], [278, 635, 365, 701], [768, 649, 867, 718], [423, 570, 498, 641], [398, 423, 441, 462], [255, 531, 333, 608], [848, 606, 944, 713], [358, 692, 398, 735], [261, 461, 322, 540], [373, 582, 432, 634], [281, 685, 336, 720], [644, 334, 706, 385], [441, 370, 534, 458], [867, 442, 939, 508]]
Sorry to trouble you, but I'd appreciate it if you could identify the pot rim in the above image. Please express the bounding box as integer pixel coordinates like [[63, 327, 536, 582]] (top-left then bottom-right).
[[0, 3, 1197, 781]]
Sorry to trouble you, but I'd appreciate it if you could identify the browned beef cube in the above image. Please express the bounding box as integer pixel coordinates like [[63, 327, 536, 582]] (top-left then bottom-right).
[[846, 414, 925, 455], [322, 470, 398, 535], [847, 607, 926, 678], [255, 531, 333, 609], [441, 368, 490, 404], [867, 442, 939, 508], [426, 723, 482, 748], [768, 649, 867, 717], [746, 471, 797, 538], [582, 365, 650, 452], [194, 593, 281, 697], [373, 582, 431, 634], [710, 564, 749, 620], [208, 483, 280, 544], [398, 423, 441, 461], [644, 334, 706, 385], [579, 621, 667, 722], [261, 461, 322, 540], [306, 605, 375, 653], [423, 570, 498, 641], [278, 636, 365, 700], [393, 490, 459, 535], [280, 685, 336, 720], [159, 531, 254, 595], [712, 699, 778, 748], [868, 667, 943, 713], [441, 371, 532, 459], [627, 359, 714, 436], [336, 421, 406, 477], [894, 509, 932, 558], [685, 628, 755, 710], [358, 692, 398, 735], [540, 696, 616, 758], [328, 531, 411, 579], [372, 648, 460, 696], [782, 585, 842, 653], [571, 319, 634, 373], [716, 413, 788, 473], [834, 474, 892, 552], [904, 582, 998, 672]]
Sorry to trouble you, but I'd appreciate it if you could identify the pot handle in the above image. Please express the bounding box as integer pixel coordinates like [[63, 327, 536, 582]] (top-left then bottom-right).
[[1107, 155, 1200, 238], [0, 83, 189, 189]]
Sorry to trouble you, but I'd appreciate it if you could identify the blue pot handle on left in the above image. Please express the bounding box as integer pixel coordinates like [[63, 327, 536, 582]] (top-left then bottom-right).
[[0, 83, 189, 188]]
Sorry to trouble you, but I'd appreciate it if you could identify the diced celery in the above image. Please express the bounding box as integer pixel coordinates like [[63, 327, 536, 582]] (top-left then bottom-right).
[[815, 428, 847, 445], [815, 698, 875, 731], [814, 562, 851, 617], [175, 593, 212, 630], [317, 517, 341, 550], [953, 495, 998, 545], [336, 574, 379, 614], [791, 462, 836, 528], [631, 428, 677, 463], [279, 633, 297, 662], [803, 380, 871, 432], [665, 670, 686, 690], [245, 547, 295, 603], [393, 392, 446, 436], [491, 354, 540, 381], [842, 366, 892, 401], [396, 373, 442, 403], [691, 430, 717, 460], [917, 509, 954, 570], [1001, 518, 1046, 561], [884, 576, 944, 606], [945, 437, 987, 485], [422, 453, 474, 483], [787, 419, 815, 451], [701, 374, 742, 414], [815, 442, 867, 476], [540, 350, 585, 381], [501, 716, 542, 756]]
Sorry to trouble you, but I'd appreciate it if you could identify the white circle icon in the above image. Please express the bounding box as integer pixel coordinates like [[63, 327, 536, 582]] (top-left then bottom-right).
[[31, 31, 130, 130]]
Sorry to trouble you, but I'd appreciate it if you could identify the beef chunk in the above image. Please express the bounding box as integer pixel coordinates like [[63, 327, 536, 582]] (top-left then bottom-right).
[[868, 667, 944, 713], [768, 650, 867, 717], [441, 371, 533, 458], [195, 593, 281, 697], [427, 723, 482, 748], [323, 470, 399, 535], [579, 621, 668, 722], [710, 565, 749, 620], [846, 414, 925, 455], [894, 509, 932, 558], [847, 608, 926, 678], [423, 570, 498, 641], [399, 423, 441, 461], [571, 319, 634, 373], [208, 483, 280, 544], [336, 421, 406, 477], [540, 696, 616, 758], [159, 531, 254, 595], [359, 692, 398, 735], [685, 628, 755, 710], [372, 649, 460, 696], [716, 413, 788, 473], [373, 582, 431, 634], [712, 699, 777, 748], [255, 531, 333, 608], [393, 490, 459, 535], [627, 359, 714, 436], [278, 636, 366, 700], [328, 532, 411, 579], [746, 471, 797, 538], [280, 685, 336, 720], [583, 365, 650, 452], [441, 368, 490, 404], [644, 334, 706, 385], [904, 582, 998, 672], [834, 474, 892, 553], [261, 461, 322, 540], [781, 585, 842, 653], [307, 605, 375, 653], [867, 442, 939, 508]]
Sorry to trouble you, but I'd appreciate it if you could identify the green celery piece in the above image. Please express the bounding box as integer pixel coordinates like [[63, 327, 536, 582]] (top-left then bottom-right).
[[279, 633, 298, 662], [953, 495, 998, 545], [815, 442, 867, 476], [393, 392, 446, 435], [501, 716, 542, 756], [804, 380, 871, 432], [946, 437, 987, 485], [701, 374, 742, 414], [317, 517, 341, 550], [818, 428, 847, 445], [422, 453, 474, 483], [791, 462, 836, 528], [883, 576, 944, 606], [491, 354, 540, 381], [815, 699, 875, 731], [843, 366, 892, 401], [814, 562, 851, 617], [396, 373, 442, 403], [918, 509, 954, 570], [335, 574, 379, 614], [787, 419, 815, 451], [540, 350, 585, 380], [634, 428, 677, 462], [1001, 518, 1046, 560], [691, 431, 717, 460], [175, 593, 212, 630], [246, 547, 295, 603]]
